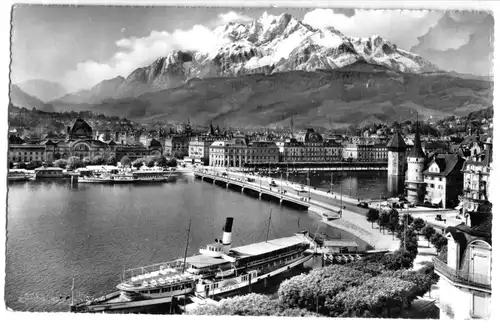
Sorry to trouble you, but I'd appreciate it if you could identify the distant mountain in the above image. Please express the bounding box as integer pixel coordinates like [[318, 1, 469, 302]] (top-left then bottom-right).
[[9, 84, 47, 110], [56, 76, 125, 104], [16, 79, 67, 102], [49, 61, 493, 129], [54, 12, 439, 103]]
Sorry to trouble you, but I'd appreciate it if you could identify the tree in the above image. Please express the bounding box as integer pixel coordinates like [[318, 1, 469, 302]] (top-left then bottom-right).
[[82, 156, 92, 167], [145, 156, 156, 167], [26, 160, 43, 170], [278, 265, 371, 314], [412, 218, 426, 234], [387, 210, 400, 239], [422, 225, 436, 247], [67, 156, 84, 170], [8, 161, 13, 169], [132, 158, 144, 170], [106, 155, 117, 166], [91, 155, 105, 165], [18, 162, 27, 169], [366, 209, 379, 229], [378, 212, 390, 234], [166, 157, 177, 168], [54, 159, 67, 169], [120, 156, 131, 167], [430, 233, 448, 253], [325, 276, 416, 317], [155, 155, 168, 168]]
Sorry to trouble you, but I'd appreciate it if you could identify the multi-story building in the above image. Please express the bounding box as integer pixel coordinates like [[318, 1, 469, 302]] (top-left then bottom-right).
[[281, 129, 342, 163], [189, 135, 225, 165], [459, 137, 492, 215], [9, 143, 47, 163], [209, 136, 248, 168], [164, 135, 190, 158], [343, 142, 388, 162], [208, 138, 279, 168], [434, 218, 492, 319], [406, 122, 427, 204], [422, 153, 464, 209]]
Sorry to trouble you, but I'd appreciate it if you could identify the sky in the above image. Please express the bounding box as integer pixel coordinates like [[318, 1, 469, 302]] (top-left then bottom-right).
[[10, 5, 494, 93]]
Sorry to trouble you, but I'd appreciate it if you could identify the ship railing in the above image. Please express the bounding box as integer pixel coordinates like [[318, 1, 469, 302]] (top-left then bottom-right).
[[124, 260, 185, 280]]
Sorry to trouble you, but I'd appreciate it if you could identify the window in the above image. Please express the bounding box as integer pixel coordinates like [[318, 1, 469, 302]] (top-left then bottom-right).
[[430, 184, 434, 188]]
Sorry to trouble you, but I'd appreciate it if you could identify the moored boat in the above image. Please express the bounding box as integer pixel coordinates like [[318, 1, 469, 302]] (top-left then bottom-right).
[[78, 176, 113, 183], [112, 174, 137, 183], [70, 216, 315, 313], [8, 169, 34, 181]]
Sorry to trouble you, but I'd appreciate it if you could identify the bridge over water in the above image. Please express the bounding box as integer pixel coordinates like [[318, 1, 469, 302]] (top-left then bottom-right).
[[193, 171, 310, 209]]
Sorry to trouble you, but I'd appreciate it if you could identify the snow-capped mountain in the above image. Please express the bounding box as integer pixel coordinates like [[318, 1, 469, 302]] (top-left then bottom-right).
[[56, 12, 439, 104]]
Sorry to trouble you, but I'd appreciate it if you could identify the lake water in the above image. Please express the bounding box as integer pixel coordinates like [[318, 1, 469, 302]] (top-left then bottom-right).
[[6, 174, 373, 312]]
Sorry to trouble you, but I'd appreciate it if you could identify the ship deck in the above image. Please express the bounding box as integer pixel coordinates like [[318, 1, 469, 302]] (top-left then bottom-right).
[[229, 236, 306, 258]]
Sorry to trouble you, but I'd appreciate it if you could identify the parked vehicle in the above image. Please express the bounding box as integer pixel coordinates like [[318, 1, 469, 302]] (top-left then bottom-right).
[[357, 202, 369, 209]]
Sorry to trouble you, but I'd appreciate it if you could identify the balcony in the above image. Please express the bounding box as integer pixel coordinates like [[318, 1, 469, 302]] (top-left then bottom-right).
[[433, 257, 491, 292]]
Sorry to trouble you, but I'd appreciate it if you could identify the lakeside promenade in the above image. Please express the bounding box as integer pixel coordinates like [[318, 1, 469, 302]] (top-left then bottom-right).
[[195, 166, 462, 251]]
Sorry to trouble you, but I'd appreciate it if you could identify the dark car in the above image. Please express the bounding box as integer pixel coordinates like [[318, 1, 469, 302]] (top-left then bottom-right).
[[357, 202, 369, 209], [221, 172, 228, 177], [435, 214, 445, 222]]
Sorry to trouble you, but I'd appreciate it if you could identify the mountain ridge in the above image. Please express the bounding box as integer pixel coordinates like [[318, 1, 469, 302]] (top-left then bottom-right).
[[53, 11, 439, 104]]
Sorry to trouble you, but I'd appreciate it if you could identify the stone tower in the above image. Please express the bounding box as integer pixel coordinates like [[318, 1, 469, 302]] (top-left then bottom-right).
[[405, 120, 427, 204], [387, 130, 407, 176]]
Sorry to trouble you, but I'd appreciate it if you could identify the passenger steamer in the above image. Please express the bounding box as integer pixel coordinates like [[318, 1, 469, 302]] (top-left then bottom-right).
[[70, 217, 314, 313]]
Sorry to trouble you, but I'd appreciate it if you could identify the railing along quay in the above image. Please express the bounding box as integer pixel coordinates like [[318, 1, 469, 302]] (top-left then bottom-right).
[[194, 171, 310, 209], [433, 257, 491, 292]]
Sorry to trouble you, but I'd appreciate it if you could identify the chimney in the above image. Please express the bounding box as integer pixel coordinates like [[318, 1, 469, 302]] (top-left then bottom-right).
[[221, 217, 233, 253]]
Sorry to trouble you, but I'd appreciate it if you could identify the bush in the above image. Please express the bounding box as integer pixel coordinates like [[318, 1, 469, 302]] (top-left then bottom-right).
[[422, 225, 436, 243], [278, 265, 371, 313], [155, 155, 168, 167], [380, 269, 435, 306], [325, 276, 416, 317], [54, 159, 68, 169], [91, 155, 105, 165], [412, 218, 426, 233], [106, 155, 117, 166], [382, 250, 415, 270], [120, 156, 131, 167], [431, 233, 448, 253], [186, 293, 318, 317], [67, 156, 84, 170], [132, 158, 144, 169], [26, 160, 43, 170], [145, 156, 156, 167], [82, 156, 92, 166]]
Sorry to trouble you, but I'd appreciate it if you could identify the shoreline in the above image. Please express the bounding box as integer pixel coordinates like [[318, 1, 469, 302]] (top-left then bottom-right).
[[202, 168, 400, 252]]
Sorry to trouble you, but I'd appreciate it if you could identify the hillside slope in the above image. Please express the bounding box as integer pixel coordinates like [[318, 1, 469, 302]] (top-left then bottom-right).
[[50, 62, 492, 128]]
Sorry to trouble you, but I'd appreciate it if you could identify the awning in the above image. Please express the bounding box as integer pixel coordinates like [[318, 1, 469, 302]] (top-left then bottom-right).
[[455, 205, 462, 210]]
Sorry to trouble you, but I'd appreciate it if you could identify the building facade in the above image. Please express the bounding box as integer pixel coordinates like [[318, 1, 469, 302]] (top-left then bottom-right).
[[164, 135, 190, 158], [422, 153, 464, 209], [387, 130, 407, 176], [434, 221, 492, 319], [459, 138, 492, 215], [208, 138, 280, 167], [405, 122, 427, 204]]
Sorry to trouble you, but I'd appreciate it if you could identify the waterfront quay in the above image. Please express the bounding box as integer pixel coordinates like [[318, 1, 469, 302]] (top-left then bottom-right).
[[246, 161, 387, 172]]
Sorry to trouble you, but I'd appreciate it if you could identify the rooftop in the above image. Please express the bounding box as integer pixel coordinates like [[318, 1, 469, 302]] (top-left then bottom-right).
[[386, 131, 406, 150], [323, 240, 358, 248], [183, 254, 230, 268], [231, 235, 305, 257]]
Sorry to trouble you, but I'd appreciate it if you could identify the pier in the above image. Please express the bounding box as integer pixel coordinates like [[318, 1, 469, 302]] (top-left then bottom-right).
[[194, 171, 310, 209]]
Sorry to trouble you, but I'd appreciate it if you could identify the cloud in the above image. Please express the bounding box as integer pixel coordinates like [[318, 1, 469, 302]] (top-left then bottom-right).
[[62, 25, 219, 92], [303, 9, 444, 51], [410, 12, 493, 76], [212, 11, 254, 26]]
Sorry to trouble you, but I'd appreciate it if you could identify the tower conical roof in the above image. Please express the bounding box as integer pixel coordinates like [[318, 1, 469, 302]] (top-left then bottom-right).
[[408, 120, 426, 158], [387, 130, 406, 150]]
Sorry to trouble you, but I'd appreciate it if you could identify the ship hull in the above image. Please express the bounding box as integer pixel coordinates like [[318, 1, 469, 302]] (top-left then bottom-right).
[[71, 290, 191, 313], [196, 253, 313, 299]]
